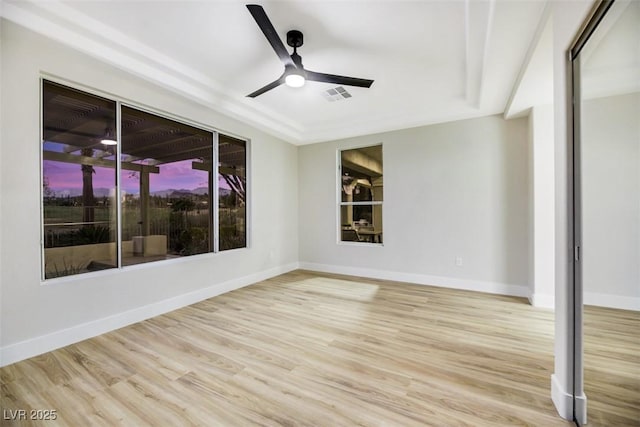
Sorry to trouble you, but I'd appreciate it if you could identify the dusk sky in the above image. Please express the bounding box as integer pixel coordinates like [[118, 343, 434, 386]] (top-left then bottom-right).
[[44, 159, 226, 196]]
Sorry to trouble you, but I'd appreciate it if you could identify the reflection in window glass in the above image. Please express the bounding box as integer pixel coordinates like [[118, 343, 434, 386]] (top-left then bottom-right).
[[219, 135, 247, 251], [120, 106, 214, 265], [41, 80, 250, 279], [42, 81, 118, 279], [339, 145, 383, 244]]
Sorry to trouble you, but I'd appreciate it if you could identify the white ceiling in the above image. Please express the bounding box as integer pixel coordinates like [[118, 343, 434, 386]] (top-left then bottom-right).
[[506, 0, 640, 118], [3, 0, 553, 144]]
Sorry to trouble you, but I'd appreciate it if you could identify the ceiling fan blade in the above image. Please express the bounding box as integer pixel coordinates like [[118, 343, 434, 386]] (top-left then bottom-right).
[[247, 5, 295, 68], [247, 76, 286, 98], [305, 70, 374, 88]]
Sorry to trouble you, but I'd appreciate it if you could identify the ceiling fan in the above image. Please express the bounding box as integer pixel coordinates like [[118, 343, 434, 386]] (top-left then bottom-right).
[[246, 4, 374, 98]]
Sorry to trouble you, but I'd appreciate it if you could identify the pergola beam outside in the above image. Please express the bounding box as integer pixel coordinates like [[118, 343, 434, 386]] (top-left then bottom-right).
[[43, 151, 159, 174]]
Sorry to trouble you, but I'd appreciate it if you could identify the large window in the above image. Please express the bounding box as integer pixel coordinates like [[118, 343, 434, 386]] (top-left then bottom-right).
[[339, 145, 383, 244], [41, 80, 247, 279]]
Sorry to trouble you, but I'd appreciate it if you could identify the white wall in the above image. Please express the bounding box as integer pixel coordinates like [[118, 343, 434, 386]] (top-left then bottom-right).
[[299, 115, 531, 297], [0, 10, 4, 363], [529, 105, 556, 309], [0, 20, 299, 366], [582, 92, 640, 310]]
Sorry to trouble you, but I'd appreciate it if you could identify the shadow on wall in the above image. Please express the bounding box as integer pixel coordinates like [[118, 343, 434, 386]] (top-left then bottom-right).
[[500, 120, 532, 287]]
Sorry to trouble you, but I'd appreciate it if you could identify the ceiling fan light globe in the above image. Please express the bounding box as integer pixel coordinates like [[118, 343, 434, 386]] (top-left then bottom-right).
[[285, 73, 305, 88]]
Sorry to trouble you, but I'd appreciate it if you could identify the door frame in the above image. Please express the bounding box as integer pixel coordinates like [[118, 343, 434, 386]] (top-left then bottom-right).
[[567, 1, 615, 424]]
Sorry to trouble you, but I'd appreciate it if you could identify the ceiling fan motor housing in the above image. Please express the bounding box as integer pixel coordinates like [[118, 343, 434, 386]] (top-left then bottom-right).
[[287, 30, 304, 48]]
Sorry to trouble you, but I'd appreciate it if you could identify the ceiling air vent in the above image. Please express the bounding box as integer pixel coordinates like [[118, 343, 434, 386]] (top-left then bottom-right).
[[322, 86, 352, 102]]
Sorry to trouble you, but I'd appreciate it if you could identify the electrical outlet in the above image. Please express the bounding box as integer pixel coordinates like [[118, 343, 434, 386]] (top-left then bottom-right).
[[455, 256, 463, 266]]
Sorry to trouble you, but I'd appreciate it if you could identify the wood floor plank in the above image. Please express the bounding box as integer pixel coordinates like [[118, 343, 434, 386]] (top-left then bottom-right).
[[1, 270, 635, 426], [583, 305, 640, 427]]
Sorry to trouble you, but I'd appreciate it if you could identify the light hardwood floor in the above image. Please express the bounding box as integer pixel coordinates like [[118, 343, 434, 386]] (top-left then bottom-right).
[[583, 305, 640, 427], [0, 270, 631, 426]]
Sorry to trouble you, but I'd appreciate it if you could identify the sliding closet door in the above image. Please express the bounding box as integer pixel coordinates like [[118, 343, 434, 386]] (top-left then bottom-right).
[[572, 1, 640, 425]]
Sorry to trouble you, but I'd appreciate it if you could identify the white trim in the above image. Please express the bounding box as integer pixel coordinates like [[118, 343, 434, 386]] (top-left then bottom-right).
[[39, 77, 46, 280], [530, 292, 555, 309], [244, 137, 252, 250], [299, 262, 530, 298], [342, 201, 383, 206], [551, 373, 574, 421], [575, 391, 587, 425], [0, 263, 298, 367], [337, 241, 384, 248], [584, 292, 640, 311], [213, 131, 220, 253], [115, 100, 123, 268], [0, 3, 4, 367]]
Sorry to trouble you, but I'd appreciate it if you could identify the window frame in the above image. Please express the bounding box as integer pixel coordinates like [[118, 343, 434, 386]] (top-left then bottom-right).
[[336, 144, 384, 246], [39, 77, 250, 282], [217, 134, 249, 252]]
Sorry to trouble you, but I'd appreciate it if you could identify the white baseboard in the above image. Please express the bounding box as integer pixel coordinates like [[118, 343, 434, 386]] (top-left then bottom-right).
[[551, 373, 574, 421], [531, 291, 636, 311], [530, 292, 555, 309], [584, 292, 640, 311], [298, 262, 530, 298], [0, 263, 298, 367], [575, 392, 587, 425]]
